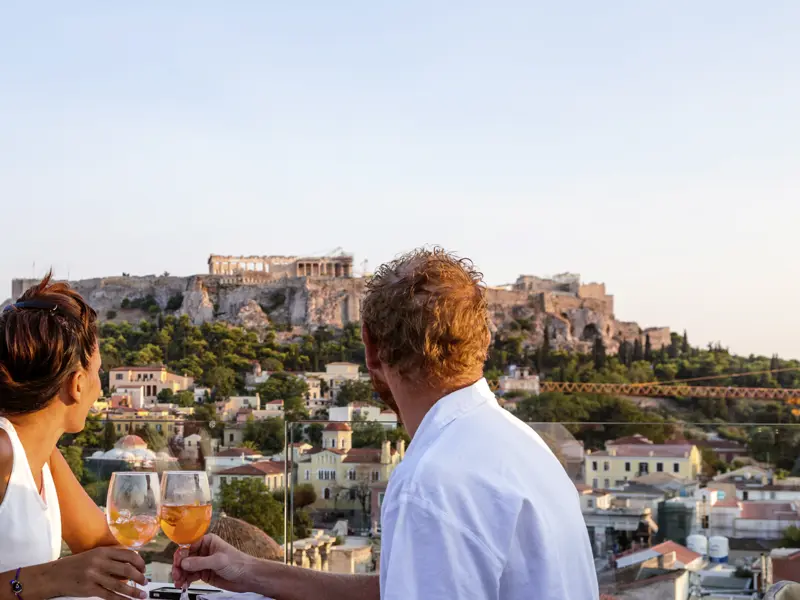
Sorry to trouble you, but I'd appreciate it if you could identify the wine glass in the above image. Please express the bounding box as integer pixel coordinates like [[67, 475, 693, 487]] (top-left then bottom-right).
[[107, 472, 161, 594], [160, 471, 212, 600]]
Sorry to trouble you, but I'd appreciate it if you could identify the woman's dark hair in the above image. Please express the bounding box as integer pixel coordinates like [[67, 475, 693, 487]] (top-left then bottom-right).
[[0, 272, 98, 415]]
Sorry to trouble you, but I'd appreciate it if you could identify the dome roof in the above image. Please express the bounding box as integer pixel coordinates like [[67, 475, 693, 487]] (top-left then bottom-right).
[[324, 422, 352, 432], [92, 450, 105, 458], [116, 435, 148, 450]]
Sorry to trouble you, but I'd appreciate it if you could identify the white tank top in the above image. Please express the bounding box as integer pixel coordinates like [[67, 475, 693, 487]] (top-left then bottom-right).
[[0, 417, 62, 570]]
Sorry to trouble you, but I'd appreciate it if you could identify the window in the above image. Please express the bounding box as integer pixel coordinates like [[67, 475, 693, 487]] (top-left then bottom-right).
[[341, 438, 346, 449], [115, 374, 123, 381], [673, 462, 680, 473], [304, 470, 310, 481], [603, 479, 609, 488], [592, 478, 598, 488], [229, 433, 234, 442], [378, 492, 385, 507], [349, 489, 357, 500], [220, 477, 227, 485], [638, 462, 648, 474], [603, 461, 610, 472], [656, 462, 663, 472], [587, 499, 594, 508], [372, 471, 380, 482], [156, 424, 163, 433], [591, 461, 598, 471], [743, 491, 749, 501], [116, 424, 122, 433], [323, 488, 331, 500], [625, 462, 631, 472], [347, 469, 356, 481]]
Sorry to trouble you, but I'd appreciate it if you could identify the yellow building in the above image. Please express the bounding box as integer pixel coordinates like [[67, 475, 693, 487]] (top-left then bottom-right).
[[297, 423, 404, 510], [104, 407, 184, 438], [584, 443, 701, 489]]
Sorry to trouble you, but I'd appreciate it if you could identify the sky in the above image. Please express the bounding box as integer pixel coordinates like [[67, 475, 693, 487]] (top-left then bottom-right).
[[1, 1, 799, 359]]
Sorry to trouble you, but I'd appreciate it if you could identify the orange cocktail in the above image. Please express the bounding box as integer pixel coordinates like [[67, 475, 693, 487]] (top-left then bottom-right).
[[159, 503, 212, 546], [109, 512, 160, 549]]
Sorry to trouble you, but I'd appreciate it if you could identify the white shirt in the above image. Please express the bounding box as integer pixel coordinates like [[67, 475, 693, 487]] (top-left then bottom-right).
[[0, 417, 62, 571], [379, 379, 598, 600]]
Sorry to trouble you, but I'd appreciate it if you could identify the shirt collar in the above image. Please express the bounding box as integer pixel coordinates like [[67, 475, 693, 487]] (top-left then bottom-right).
[[405, 378, 496, 459]]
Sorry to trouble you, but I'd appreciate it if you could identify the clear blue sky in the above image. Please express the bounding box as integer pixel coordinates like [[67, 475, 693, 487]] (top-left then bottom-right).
[[2, 1, 798, 359]]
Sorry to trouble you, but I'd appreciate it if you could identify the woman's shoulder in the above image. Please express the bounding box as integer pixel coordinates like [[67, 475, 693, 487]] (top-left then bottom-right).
[[0, 427, 13, 502]]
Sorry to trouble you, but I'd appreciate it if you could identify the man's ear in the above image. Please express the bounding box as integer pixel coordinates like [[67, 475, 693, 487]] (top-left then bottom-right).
[[362, 326, 382, 372]]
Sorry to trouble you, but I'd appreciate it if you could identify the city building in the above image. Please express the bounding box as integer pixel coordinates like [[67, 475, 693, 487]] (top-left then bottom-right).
[[181, 433, 221, 461], [87, 434, 178, 478], [328, 404, 398, 430], [296, 423, 404, 514], [211, 460, 286, 498], [204, 447, 263, 475], [497, 365, 540, 396], [217, 395, 261, 421], [103, 406, 184, 438], [109, 366, 194, 405], [585, 443, 702, 488]]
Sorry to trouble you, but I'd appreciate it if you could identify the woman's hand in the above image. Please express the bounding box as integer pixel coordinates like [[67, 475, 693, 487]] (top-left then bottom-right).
[[173, 535, 256, 593], [48, 546, 147, 600]]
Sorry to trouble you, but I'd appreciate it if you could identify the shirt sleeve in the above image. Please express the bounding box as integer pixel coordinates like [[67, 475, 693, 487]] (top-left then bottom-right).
[[380, 493, 501, 600]]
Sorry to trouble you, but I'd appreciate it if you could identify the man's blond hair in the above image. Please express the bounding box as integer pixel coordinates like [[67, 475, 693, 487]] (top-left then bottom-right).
[[361, 248, 491, 387]]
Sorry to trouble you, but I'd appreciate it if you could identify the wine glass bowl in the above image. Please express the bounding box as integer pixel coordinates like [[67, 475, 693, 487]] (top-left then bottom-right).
[[106, 472, 161, 549], [159, 471, 212, 547]]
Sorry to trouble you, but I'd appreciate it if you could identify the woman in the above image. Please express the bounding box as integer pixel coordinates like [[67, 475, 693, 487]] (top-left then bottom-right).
[[0, 274, 146, 600]]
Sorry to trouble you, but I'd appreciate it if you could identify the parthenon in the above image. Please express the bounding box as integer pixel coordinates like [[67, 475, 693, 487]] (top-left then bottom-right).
[[208, 253, 354, 278]]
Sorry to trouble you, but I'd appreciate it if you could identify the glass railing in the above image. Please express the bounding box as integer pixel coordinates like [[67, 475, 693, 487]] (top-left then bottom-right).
[[79, 415, 798, 597]]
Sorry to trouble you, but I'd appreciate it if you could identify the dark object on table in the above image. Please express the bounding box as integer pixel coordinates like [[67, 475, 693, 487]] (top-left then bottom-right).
[[150, 586, 220, 600]]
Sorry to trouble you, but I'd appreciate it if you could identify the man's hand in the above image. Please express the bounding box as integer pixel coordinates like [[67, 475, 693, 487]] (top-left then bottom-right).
[[173, 534, 257, 593]]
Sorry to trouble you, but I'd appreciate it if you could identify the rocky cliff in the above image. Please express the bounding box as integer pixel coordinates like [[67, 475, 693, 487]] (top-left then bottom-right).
[[5, 273, 668, 352]]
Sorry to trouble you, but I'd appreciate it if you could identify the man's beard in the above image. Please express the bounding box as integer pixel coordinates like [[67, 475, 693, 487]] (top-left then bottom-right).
[[370, 369, 400, 416]]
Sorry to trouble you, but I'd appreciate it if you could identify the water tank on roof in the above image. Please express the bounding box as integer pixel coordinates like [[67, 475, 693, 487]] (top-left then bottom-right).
[[709, 536, 729, 563], [686, 534, 708, 557]]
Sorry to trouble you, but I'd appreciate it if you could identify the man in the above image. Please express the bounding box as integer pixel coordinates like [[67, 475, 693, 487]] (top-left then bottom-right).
[[175, 248, 598, 599]]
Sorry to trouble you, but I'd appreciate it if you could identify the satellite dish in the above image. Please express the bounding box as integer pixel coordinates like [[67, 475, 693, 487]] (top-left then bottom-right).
[[209, 420, 216, 429]]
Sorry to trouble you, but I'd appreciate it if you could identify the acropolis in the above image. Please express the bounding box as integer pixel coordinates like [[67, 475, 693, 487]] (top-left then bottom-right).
[[208, 253, 354, 278]]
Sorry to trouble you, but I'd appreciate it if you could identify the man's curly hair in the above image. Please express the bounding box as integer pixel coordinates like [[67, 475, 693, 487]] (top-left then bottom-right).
[[361, 247, 490, 386]]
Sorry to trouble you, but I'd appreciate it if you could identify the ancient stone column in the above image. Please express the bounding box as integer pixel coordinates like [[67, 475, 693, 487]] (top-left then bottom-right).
[[293, 543, 308, 568], [318, 537, 333, 572], [305, 543, 320, 571]]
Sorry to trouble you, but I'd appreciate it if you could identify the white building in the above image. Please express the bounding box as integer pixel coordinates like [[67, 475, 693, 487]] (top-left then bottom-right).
[[181, 433, 221, 461], [204, 447, 263, 475], [497, 365, 540, 396], [328, 404, 398, 430], [217, 395, 261, 421], [109, 366, 194, 405]]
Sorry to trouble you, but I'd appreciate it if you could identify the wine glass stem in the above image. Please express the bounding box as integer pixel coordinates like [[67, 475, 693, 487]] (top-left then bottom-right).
[[179, 546, 190, 600]]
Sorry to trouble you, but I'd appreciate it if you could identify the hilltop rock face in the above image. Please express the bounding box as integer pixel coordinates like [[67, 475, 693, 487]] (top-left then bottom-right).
[[10, 271, 668, 353], [234, 300, 271, 331]]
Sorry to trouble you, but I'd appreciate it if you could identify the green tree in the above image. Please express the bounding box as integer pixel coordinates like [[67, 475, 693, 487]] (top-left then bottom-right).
[[352, 421, 386, 448], [335, 379, 374, 407], [72, 413, 104, 448], [134, 424, 167, 452], [261, 357, 284, 372], [157, 388, 175, 403], [166, 293, 184, 312], [218, 478, 284, 540], [633, 338, 644, 362], [593, 337, 606, 370], [207, 365, 236, 399], [644, 334, 653, 362], [292, 483, 318, 509], [59, 446, 84, 481], [781, 526, 800, 548], [175, 390, 196, 407], [682, 330, 690, 355], [243, 418, 285, 455], [102, 420, 117, 451]]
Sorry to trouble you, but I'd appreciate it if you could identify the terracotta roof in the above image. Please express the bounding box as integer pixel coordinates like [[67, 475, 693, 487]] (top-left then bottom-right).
[[592, 443, 695, 458], [741, 501, 800, 521], [341, 447, 396, 464], [216, 447, 261, 457], [218, 461, 285, 476], [651, 541, 702, 566], [575, 483, 592, 493], [324, 422, 352, 432], [608, 435, 653, 446], [265, 400, 283, 406], [307, 447, 346, 456], [326, 362, 359, 366], [111, 366, 167, 372]]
